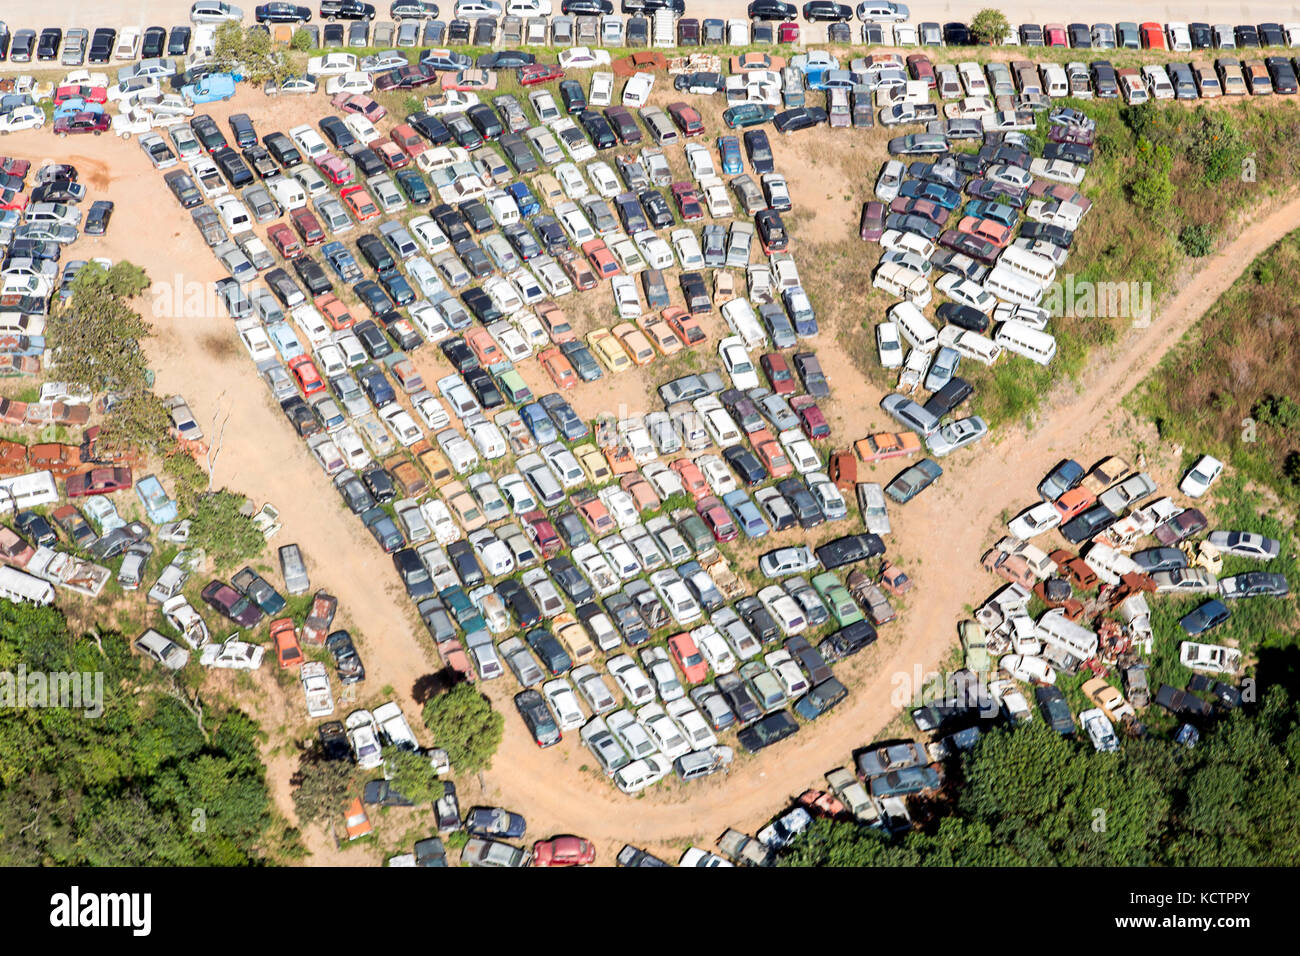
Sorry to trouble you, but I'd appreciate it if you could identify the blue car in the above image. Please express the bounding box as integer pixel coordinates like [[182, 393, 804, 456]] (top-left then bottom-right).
[[181, 73, 238, 105], [54, 98, 104, 119], [266, 321, 305, 361], [722, 489, 769, 539], [717, 135, 743, 174], [322, 240, 362, 282], [964, 199, 1018, 229], [507, 181, 540, 218], [519, 402, 558, 444], [135, 474, 179, 524], [898, 179, 961, 209], [465, 806, 527, 839], [1179, 600, 1231, 636]]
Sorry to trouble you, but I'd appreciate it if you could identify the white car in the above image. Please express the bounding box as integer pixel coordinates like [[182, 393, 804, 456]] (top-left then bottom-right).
[[1179, 455, 1223, 498], [607, 655, 655, 707], [559, 46, 612, 70], [650, 569, 702, 626], [611, 275, 641, 319], [714, 608, 761, 660], [199, 637, 265, 670], [301, 661, 335, 718], [599, 533, 642, 580], [573, 543, 620, 596], [693, 625, 736, 675], [555, 163, 590, 201], [636, 703, 691, 759], [758, 586, 807, 636], [779, 430, 822, 474], [589, 70, 614, 107], [1008, 501, 1062, 540], [344, 710, 384, 769], [325, 71, 374, 96], [670, 229, 704, 269], [622, 72, 655, 108], [409, 215, 451, 256], [528, 88, 562, 125], [1079, 708, 1119, 752], [858, 482, 891, 535], [542, 678, 587, 731], [572, 664, 619, 714], [877, 320, 904, 369], [639, 646, 684, 702], [999, 653, 1056, 684], [936, 273, 997, 313], [587, 160, 620, 197], [598, 487, 640, 529], [718, 336, 759, 390], [684, 142, 716, 180], [764, 649, 809, 698], [634, 230, 674, 270], [666, 698, 718, 750], [698, 453, 738, 496]]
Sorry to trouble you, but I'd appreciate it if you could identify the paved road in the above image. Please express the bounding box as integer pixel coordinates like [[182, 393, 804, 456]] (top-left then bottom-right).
[[15, 1, 1300, 33]]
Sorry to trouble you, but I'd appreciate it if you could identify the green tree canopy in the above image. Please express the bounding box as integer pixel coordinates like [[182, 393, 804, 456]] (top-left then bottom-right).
[[422, 683, 503, 775]]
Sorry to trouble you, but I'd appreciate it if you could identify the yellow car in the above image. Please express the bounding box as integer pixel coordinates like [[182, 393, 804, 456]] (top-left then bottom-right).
[[636, 313, 683, 356], [574, 443, 613, 485], [612, 322, 656, 367], [588, 328, 632, 373], [439, 479, 485, 533]]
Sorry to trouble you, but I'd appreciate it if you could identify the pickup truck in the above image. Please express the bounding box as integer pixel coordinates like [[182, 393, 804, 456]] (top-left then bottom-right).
[[716, 827, 773, 867], [301, 661, 335, 718]]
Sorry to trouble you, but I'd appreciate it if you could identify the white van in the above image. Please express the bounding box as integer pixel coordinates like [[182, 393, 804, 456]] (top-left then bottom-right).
[[485, 190, 520, 227], [938, 325, 1003, 365], [720, 298, 767, 350], [0, 565, 56, 606], [992, 301, 1051, 331], [1083, 542, 1141, 586], [888, 300, 938, 353], [983, 265, 1044, 307], [873, 261, 932, 308], [998, 244, 1057, 287], [880, 228, 935, 261], [994, 320, 1057, 365], [0, 471, 59, 513], [1035, 608, 1098, 661], [1039, 63, 1068, 98]]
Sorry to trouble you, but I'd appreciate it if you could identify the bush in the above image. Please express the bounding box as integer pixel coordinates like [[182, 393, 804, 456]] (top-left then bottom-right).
[[1177, 223, 1216, 258], [188, 490, 265, 570], [968, 9, 1010, 44], [290, 27, 313, 51], [1186, 109, 1247, 184], [422, 684, 503, 775], [1253, 395, 1300, 432], [1128, 139, 1174, 213]]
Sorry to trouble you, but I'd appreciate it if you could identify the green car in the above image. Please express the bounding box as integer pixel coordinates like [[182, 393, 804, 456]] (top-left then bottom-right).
[[675, 512, 715, 555], [395, 168, 431, 204], [963, 199, 1018, 229], [812, 572, 863, 627], [722, 104, 776, 129], [960, 619, 991, 673], [492, 365, 534, 406]]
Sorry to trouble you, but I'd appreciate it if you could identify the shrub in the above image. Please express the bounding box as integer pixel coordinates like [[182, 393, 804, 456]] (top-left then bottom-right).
[[1177, 223, 1216, 258]]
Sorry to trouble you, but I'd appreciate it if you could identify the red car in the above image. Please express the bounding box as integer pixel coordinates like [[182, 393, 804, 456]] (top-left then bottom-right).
[[670, 181, 704, 221], [390, 123, 426, 158], [53, 112, 111, 136], [373, 63, 438, 91], [667, 102, 704, 136], [0, 188, 28, 212], [538, 347, 578, 390], [341, 184, 381, 221], [581, 238, 620, 278], [288, 354, 326, 396], [65, 467, 132, 498], [316, 154, 354, 185], [671, 459, 710, 500], [267, 222, 303, 258], [790, 395, 830, 439], [778, 21, 800, 43], [0, 157, 32, 178], [290, 208, 325, 246], [532, 836, 595, 867], [375, 141, 409, 169], [668, 632, 709, 684], [905, 54, 935, 88], [519, 63, 564, 86], [1139, 21, 1166, 48], [760, 352, 796, 395], [1044, 23, 1067, 46], [697, 495, 738, 542], [330, 92, 387, 121], [54, 84, 108, 105], [523, 509, 562, 558]]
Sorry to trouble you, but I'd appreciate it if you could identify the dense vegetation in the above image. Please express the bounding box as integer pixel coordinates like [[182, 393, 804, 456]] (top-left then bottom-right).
[[0, 603, 274, 865], [783, 686, 1300, 867]]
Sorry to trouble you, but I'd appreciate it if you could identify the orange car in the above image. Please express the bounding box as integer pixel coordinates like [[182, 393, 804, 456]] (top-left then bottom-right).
[[375, 140, 410, 169], [270, 618, 304, 668], [1053, 487, 1097, 522], [560, 251, 598, 290], [636, 313, 682, 356], [315, 292, 354, 330], [855, 431, 922, 463], [668, 631, 709, 684], [603, 443, 638, 475], [340, 183, 381, 221], [344, 797, 372, 841], [464, 327, 504, 366], [612, 322, 655, 366], [577, 496, 616, 534], [958, 216, 1012, 248], [620, 472, 661, 511], [756, 439, 793, 478], [670, 459, 710, 500], [288, 354, 326, 396], [539, 347, 578, 389], [581, 238, 621, 279], [662, 306, 705, 346], [537, 301, 575, 343]]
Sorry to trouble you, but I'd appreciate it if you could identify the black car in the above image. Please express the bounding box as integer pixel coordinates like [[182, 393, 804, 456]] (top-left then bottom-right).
[[1089, 60, 1119, 97], [263, 130, 302, 167], [432, 203, 472, 244], [1154, 684, 1213, 719], [547, 556, 594, 606], [773, 107, 827, 134], [1019, 221, 1074, 250], [167, 25, 192, 55], [360, 460, 396, 503], [164, 170, 203, 208], [355, 318, 394, 360], [604, 106, 643, 145], [1035, 685, 1075, 734], [394, 548, 436, 599], [353, 280, 393, 318], [326, 628, 367, 683], [212, 147, 254, 188], [1043, 142, 1093, 165], [562, 0, 613, 12], [936, 301, 989, 332], [498, 579, 542, 626], [408, 110, 451, 145], [679, 271, 711, 314], [464, 367, 503, 408], [454, 238, 492, 278], [559, 79, 587, 112], [462, 286, 501, 323], [742, 129, 775, 174], [466, 102, 503, 140], [736, 595, 779, 643], [1266, 57, 1298, 94], [293, 255, 334, 297], [141, 26, 168, 58], [458, 198, 493, 233], [819, 619, 876, 662], [802, 1, 850, 20], [1219, 572, 1289, 599], [716, 672, 763, 724], [499, 133, 538, 174], [83, 200, 114, 236], [1234, 25, 1260, 48], [737, 710, 799, 753], [15, 510, 56, 547], [319, 115, 356, 150], [1187, 674, 1242, 710], [87, 28, 116, 64], [477, 50, 535, 69], [440, 337, 478, 373], [578, 110, 617, 150], [256, 3, 314, 22], [320, 0, 377, 19], [605, 592, 648, 646], [1188, 22, 1213, 48], [814, 533, 885, 570], [515, 688, 562, 746], [723, 445, 767, 485], [554, 509, 589, 549], [525, 627, 572, 675], [448, 539, 484, 588], [639, 189, 674, 228], [345, 144, 385, 177], [319, 721, 352, 760], [395, 168, 431, 203], [922, 377, 973, 418], [748, 0, 795, 19], [36, 28, 62, 60], [776, 477, 823, 528], [191, 115, 229, 152], [1060, 504, 1117, 544]]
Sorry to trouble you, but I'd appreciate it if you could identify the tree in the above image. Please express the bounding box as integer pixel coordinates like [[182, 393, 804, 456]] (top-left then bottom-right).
[[290, 27, 314, 51], [1128, 138, 1174, 213], [163, 450, 209, 513], [422, 684, 503, 775], [212, 21, 293, 86], [968, 8, 1010, 44], [187, 490, 266, 570], [383, 747, 445, 804], [46, 261, 153, 393], [292, 756, 356, 828], [100, 388, 174, 456]]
